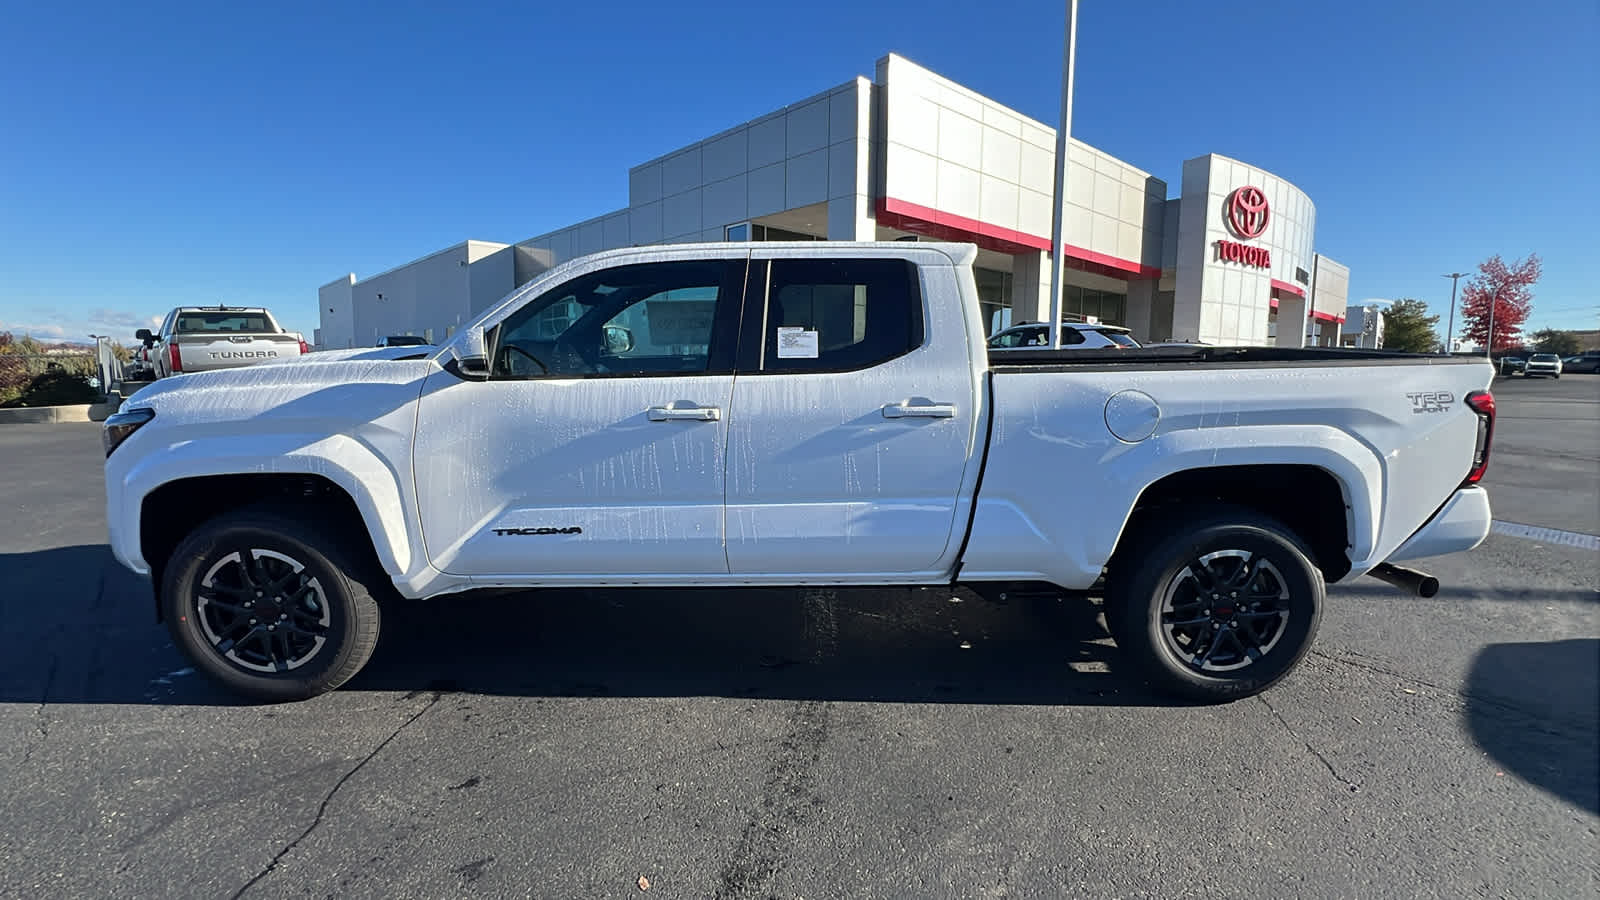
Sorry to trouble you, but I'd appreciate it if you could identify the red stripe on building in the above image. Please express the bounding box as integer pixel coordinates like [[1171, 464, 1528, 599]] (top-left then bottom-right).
[[1270, 279, 1305, 298], [877, 197, 1162, 280]]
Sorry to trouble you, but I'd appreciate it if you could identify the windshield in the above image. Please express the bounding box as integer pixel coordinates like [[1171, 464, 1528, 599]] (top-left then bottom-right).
[[175, 312, 275, 333], [1530, 354, 1558, 362]]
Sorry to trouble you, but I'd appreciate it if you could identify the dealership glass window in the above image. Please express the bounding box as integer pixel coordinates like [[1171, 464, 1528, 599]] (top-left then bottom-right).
[[1060, 284, 1127, 326], [725, 223, 751, 241], [974, 266, 1013, 335]]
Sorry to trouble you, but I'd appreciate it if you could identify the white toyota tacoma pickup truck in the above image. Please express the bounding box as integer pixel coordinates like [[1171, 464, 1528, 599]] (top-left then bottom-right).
[[104, 243, 1496, 702]]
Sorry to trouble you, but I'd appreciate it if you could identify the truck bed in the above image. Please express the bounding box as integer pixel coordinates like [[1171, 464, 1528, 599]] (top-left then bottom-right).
[[989, 346, 1492, 371]]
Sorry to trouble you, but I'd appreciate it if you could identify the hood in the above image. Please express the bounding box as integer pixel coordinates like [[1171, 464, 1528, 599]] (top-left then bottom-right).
[[120, 356, 439, 425], [291, 347, 438, 364]]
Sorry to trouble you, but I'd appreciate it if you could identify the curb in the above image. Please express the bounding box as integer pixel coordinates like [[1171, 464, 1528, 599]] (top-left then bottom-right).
[[0, 404, 94, 424], [0, 398, 120, 424]]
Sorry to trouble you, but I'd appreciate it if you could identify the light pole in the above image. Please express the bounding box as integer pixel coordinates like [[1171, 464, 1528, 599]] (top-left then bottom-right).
[[1441, 272, 1466, 354], [1046, 0, 1080, 350]]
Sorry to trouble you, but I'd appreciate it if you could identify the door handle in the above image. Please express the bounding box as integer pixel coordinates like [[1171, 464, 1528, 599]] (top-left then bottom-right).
[[882, 402, 956, 418], [648, 405, 720, 422]]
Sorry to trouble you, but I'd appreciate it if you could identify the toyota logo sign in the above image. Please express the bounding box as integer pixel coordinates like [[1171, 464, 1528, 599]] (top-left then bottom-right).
[[1227, 186, 1270, 239]]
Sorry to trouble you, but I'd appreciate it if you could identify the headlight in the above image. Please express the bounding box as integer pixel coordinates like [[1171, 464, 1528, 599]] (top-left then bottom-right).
[[103, 408, 155, 457]]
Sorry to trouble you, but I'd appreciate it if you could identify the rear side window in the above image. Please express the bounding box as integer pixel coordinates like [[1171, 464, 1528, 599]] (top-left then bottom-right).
[[176, 313, 274, 333], [756, 258, 922, 373], [1095, 330, 1139, 348]]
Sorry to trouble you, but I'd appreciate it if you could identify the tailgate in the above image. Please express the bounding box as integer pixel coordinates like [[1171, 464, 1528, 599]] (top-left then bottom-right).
[[172, 333, 302, 372]]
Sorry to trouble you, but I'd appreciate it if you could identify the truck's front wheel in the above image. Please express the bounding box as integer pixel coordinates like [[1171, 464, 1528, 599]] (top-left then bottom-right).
[[1106, 508, 1324, 702], [161, 506, 383, 702]]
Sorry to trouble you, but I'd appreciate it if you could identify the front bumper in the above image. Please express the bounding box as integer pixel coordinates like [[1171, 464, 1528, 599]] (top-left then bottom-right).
[[1385, 487, 1492, 563]]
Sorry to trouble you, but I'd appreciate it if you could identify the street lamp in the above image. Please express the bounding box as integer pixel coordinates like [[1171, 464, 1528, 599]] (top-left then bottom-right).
[[1046, 0, 1080, 350], [1440, 272, 1466, 354]]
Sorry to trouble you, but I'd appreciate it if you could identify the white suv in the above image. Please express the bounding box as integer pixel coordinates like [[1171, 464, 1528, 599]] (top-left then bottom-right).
[[988, 321, 1140, 350], [1524, 353, 1562, 378]]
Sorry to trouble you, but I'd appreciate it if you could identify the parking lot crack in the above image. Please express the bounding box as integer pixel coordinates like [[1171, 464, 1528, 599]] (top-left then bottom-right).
[[1257, 694, 1361, 794], [230, 691, 444, 899], [22, 654, 58, 767], [714, 700, 832, 899]]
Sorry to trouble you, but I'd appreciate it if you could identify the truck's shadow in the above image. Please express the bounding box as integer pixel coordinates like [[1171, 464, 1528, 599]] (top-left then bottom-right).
[[353, 584, 1161, 706], [1465, 639, 1600, 815], [0, 544, 1166, 708]]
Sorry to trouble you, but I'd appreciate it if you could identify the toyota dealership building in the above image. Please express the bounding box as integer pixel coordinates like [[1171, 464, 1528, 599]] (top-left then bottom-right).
[[317, 54, 1348, 349]]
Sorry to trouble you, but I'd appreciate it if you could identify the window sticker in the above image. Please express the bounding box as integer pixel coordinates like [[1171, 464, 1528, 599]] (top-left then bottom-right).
[[776, 326, 819, 358]]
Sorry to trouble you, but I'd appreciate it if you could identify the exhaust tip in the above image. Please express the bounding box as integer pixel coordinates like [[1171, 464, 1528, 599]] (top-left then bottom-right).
[[1370, 563, 1442, 599]]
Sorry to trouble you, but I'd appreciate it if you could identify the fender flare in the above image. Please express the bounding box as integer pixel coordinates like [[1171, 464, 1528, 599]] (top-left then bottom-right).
[[1099, 424, 1382, 572], [115, 432, 418, 580]]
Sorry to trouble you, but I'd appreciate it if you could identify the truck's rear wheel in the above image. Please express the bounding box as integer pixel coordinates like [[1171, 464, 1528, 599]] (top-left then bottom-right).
[[161, 506, 382, 702], [1106, 507, 1323, 702]]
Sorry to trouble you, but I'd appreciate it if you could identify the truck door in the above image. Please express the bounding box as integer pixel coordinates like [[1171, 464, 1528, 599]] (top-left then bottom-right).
[[724, 254, 980, 576], [413, 254, 748, 578]]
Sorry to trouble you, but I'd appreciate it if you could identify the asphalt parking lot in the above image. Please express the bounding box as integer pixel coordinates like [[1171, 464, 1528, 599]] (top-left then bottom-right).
[[2, 373, 1595, 899]]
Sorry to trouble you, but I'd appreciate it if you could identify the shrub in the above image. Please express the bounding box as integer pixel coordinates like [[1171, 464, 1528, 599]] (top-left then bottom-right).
[[0, 370, 101, 408]]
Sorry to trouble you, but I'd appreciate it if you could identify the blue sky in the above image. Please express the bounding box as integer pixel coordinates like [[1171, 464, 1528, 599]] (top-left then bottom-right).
[[2, 0, 1595, 344]]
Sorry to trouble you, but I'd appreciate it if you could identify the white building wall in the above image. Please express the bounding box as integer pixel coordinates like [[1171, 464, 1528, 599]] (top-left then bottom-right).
[[466, 241, 516, 322], [1174, 154, 1316, 345], [628, 77, 872, 243], [1309, 254, 1351, 346], [317, 274, 356, 350], [349, 241, 509, 347], [1342, 303, 1385, 348], [875, 54, 1165, 274]]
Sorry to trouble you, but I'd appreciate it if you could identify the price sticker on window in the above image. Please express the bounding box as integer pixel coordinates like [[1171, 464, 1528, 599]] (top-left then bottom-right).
[[776, 326, 819, 359]]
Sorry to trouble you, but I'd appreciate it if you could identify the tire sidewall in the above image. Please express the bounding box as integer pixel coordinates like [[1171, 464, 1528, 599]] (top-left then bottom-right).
[[163, 516, 366, 702], [1121, 517, 1324, 701]]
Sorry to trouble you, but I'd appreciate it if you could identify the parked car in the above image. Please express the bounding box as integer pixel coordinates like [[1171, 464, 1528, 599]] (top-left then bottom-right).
[[139, 306, 307, 378], [1523, 353, 1562, 378], [1560, 353, 1600, 374], [376, 335, 432, 348], [1495, 356, 1526, 375], [124, 345, 155, 381], [988, 321, 1141, 350], [104, 242, 1495, 703]]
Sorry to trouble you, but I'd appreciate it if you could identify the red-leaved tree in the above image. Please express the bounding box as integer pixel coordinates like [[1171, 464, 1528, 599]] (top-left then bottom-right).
[[1459, 254, 1540, 353]]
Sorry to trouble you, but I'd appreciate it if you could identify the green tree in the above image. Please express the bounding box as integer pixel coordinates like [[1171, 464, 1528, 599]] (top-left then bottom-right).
[[1382, 298, 1441, 353], [1528, 328, 1581, 356]]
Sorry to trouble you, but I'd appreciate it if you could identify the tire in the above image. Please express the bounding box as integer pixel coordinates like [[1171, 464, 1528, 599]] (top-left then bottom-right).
[[161, 504, 383, 702], [1106, 506, 1324, 703]]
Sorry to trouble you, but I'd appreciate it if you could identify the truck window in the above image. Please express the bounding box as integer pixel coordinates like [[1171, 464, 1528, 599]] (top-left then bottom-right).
[[491, 260, 738, 378], [756, 258, 922, 373], [176, 313, 274, 333]]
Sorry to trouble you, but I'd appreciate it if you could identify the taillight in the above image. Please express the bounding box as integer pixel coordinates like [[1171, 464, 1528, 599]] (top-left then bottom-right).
[[1463, 390, 1495, 485], [298, 338, 310, 355], [168, 342, 182, 373]]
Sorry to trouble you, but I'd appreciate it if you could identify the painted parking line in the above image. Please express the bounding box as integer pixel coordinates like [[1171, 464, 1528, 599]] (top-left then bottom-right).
[[1490, 520, 1600, 552]]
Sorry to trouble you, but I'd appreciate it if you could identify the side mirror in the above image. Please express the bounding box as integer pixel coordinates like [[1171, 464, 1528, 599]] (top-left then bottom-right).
[[135, 328, 153, 344], [602, 325, 634, 355], [452, 326, 491, 378]]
